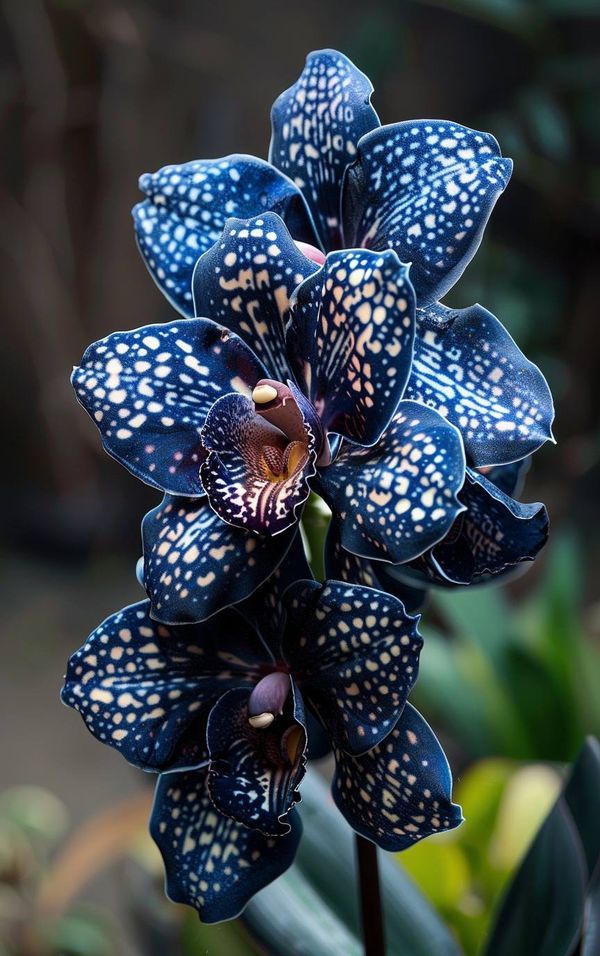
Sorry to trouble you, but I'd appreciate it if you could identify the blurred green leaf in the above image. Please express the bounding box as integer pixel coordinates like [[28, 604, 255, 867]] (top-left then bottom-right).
[[0, 787, 68, 845], [485, 799, 585, 955], [49, 908, 114, 956], [485, 738, 600, 955], [292, 770, 461, 956]]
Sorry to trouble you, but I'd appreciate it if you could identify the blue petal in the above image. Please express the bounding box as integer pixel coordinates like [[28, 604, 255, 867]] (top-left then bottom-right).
[[61, 600, 265, 772], [316, 400, 466, 563], [324, 522, 427, 614], [200, 393, 315, 535], [342, 120, 512, 303], [282, 580, 422, 755], [287, 249, 416, 446], [269, 50, 380, 250], [150, 767, 302, 922], [399, 466, 549, 588], [206, 684, 307, 835], [192, 212, 318, 382], [486, 456, 531, 498], [141, 494, 300, 624], [236, 531, 313, 651], [332, 703, 463, 850], [404, 303, 555, 466], [72, 318, 267, 495], [133, 155, 317, 317]]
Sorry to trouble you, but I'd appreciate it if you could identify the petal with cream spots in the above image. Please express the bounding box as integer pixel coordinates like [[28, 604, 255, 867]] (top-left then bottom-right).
[[133, 155, 317, 317], [207, 684, 307, 836], [316, 400, 465, 564], [332, 702, 463, 850], [269, 49, 380, 250], [236, 531, 313, 653], [61, 600, 266, 772], [192, 212, 318, 382], [342, 120, 512, 304], [72, 318, 267, 495], [485, 456, 531, 498], [399, 467, 549, 588], [282, 580, 422, 755], [141, 495, 299, 624], [404, 303, 555, 467], [287, 249, 415, 446], [324, 522, 427, 614], [200, 393, 315, 535], [150, 768, 302, 923]]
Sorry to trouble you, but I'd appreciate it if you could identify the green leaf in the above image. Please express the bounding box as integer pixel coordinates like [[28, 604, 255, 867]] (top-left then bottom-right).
[[293, 770, 462, 956], [243, 864, 363, 956], [563, 737, 600, 878], [484, 798, 586, 955]]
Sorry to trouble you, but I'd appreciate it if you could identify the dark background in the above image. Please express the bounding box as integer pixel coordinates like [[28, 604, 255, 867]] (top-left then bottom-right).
[[1, 2, 599, 953]]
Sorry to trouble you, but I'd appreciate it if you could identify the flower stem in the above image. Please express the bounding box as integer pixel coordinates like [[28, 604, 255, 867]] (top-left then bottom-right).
[[355, 833, 385, 955]]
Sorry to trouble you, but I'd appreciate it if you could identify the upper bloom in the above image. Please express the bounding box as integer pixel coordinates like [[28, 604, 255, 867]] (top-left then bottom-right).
[[73, 212, 467, 622], [61, 547, 462, 922], [131, 48, 554, 469]]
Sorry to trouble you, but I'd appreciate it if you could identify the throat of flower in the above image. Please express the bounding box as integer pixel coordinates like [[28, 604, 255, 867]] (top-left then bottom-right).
[[260, 441, 308, 483]]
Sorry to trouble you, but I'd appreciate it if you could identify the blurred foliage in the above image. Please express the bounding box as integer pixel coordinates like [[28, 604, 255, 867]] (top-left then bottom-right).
[[0, 786, 116, 956], [413, 532, 600, 763]]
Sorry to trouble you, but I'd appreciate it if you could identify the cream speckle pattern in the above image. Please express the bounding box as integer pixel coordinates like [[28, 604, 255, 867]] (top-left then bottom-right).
[[288, 248, 415, 446], [269, 49, 379, 249], [282, 580, 422, 754], [134, 155, 316, 317], [317, 400, 466, 564], [406, 302, 555, 466], [72, 318, 266, 495], [342, 120, 512, 304], [333, 703, 463, 851], [192, 212, 317, 383], [141, 495, 299, 624], [150, 769, 302, 923]]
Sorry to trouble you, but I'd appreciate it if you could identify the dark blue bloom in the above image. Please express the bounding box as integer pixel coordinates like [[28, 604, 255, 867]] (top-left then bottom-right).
[[73, 212, 466, 623], [132, 49, 554, 469], [61, 552, 462, 922]]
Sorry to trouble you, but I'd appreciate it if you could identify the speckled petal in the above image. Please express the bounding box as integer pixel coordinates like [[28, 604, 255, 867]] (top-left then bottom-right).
[[207, 684, 307, 836], [236, 532, 313, 653], [269, 49, 380, 249], [332, 702, 463, 850], [287, 249, 415, 446], [141, 494, 299, 624], [282, 580, 422, 755], [316, 400, 465, 564], [192, 212, 317, 382], [72, 318, 267, 495], [150, 768, 302, 922], [400, 467, 549, 588], [485, 456, 531, 498], [61, 600, 265, 772], [133, 155, 318, 317], [324, 522, 427, 614], [342, 120, 512, 304], [200, 393, 315, 535], [405, 303, 555, 466]]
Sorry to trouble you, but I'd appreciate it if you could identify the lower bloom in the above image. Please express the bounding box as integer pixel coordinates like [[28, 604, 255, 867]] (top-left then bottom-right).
[[61, 546, 462, 921]]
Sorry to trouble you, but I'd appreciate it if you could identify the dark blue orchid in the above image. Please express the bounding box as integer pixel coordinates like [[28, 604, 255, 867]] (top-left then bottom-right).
[[61, 549, 462, 922], [73, 211, 467, 624], [132, 48, 554, 472], [326, 457, 549, 597]]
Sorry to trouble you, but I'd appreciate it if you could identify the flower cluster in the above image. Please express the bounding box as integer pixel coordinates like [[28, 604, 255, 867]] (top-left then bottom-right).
[[63, 49, 554, 922]]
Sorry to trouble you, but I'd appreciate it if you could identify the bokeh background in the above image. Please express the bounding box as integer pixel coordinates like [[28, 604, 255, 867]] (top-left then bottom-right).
[[1, 1, 599, 953]]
